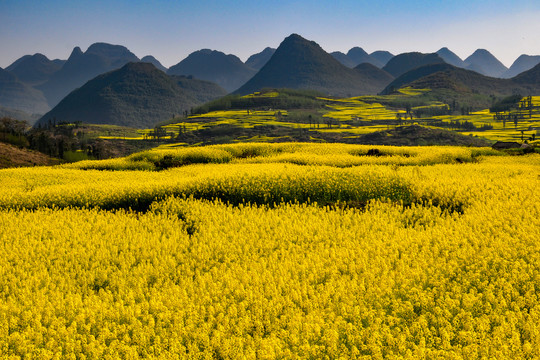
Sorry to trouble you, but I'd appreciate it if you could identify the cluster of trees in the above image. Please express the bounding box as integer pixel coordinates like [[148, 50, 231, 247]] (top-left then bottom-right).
[[27, 123, 114, 160], [490, 94, 523, 113], [0, 117, 29, 147], [430, 120, 493, 131], [0, 117, 118, 161]]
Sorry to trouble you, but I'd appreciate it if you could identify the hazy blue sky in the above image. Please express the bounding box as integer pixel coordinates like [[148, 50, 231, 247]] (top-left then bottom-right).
[[1, 0, 539, 68]]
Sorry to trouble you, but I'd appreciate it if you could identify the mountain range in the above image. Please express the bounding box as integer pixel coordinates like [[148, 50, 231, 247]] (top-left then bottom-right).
[[2, 34, 540, 128]]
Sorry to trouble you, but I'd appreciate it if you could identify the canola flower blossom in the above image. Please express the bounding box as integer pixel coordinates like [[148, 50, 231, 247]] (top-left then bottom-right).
[[0, 143, 539, 359]]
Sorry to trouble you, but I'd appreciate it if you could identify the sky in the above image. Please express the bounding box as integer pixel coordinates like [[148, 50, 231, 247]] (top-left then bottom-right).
[[1, 0, 540, 69]]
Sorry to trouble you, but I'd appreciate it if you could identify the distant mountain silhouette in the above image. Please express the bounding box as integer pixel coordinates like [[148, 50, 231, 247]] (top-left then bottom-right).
[[332, 48, 383, 68], [512, 62, 540, 88], [168, 49, 256, 92], [38, 43, 140, 107], [51, 59, 66, 67], [382, 52, 446, 78], [245, 47, 276, 70], [235, 34, 391, 97], [331, 52, 357, 68], [502, 55, 540, 78], [464, 49, 507, 78], [347, 47, 382, 68], [370, 51, 394, 67], [353, 63, 394, 86], [140, 55, 167, 72], [35, 62, 227, 128], [436, 48, 464, 68], [6, 53, 62, 86], [0, 67, 50, 114]]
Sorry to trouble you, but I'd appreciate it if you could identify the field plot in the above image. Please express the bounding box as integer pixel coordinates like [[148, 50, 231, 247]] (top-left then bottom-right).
[[0, 143, 539, 358]]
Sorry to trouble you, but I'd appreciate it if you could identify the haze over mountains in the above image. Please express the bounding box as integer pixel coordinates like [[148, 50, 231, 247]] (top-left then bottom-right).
[[504, 55, 540, 78], [6, 53, 63, 86], [1, 33, 540, 129], [463, 49, 508, 78], [38, 43, 140, 107], [245, 48, 276, 71], [0, 67, 50, 114]]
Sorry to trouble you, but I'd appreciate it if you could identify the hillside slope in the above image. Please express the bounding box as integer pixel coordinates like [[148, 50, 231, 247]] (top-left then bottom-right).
[[0, 142, 59, 168], [35, 62, 227, 129]]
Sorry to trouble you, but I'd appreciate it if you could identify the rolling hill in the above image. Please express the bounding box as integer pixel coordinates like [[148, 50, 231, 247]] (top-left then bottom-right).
[[234, 34, 392, 97], [464, 49, 507, 78], [38, 43, 140, 107], [382, 52, 446, 77], [245, 48, 276, 70], [35, 62, 227, 129], [167, 49, 256, 92], [6, 53, 63, 86]]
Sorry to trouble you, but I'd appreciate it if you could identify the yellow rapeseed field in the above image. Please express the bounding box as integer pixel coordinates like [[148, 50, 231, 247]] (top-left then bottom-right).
[[0, 143, 539, 359]]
